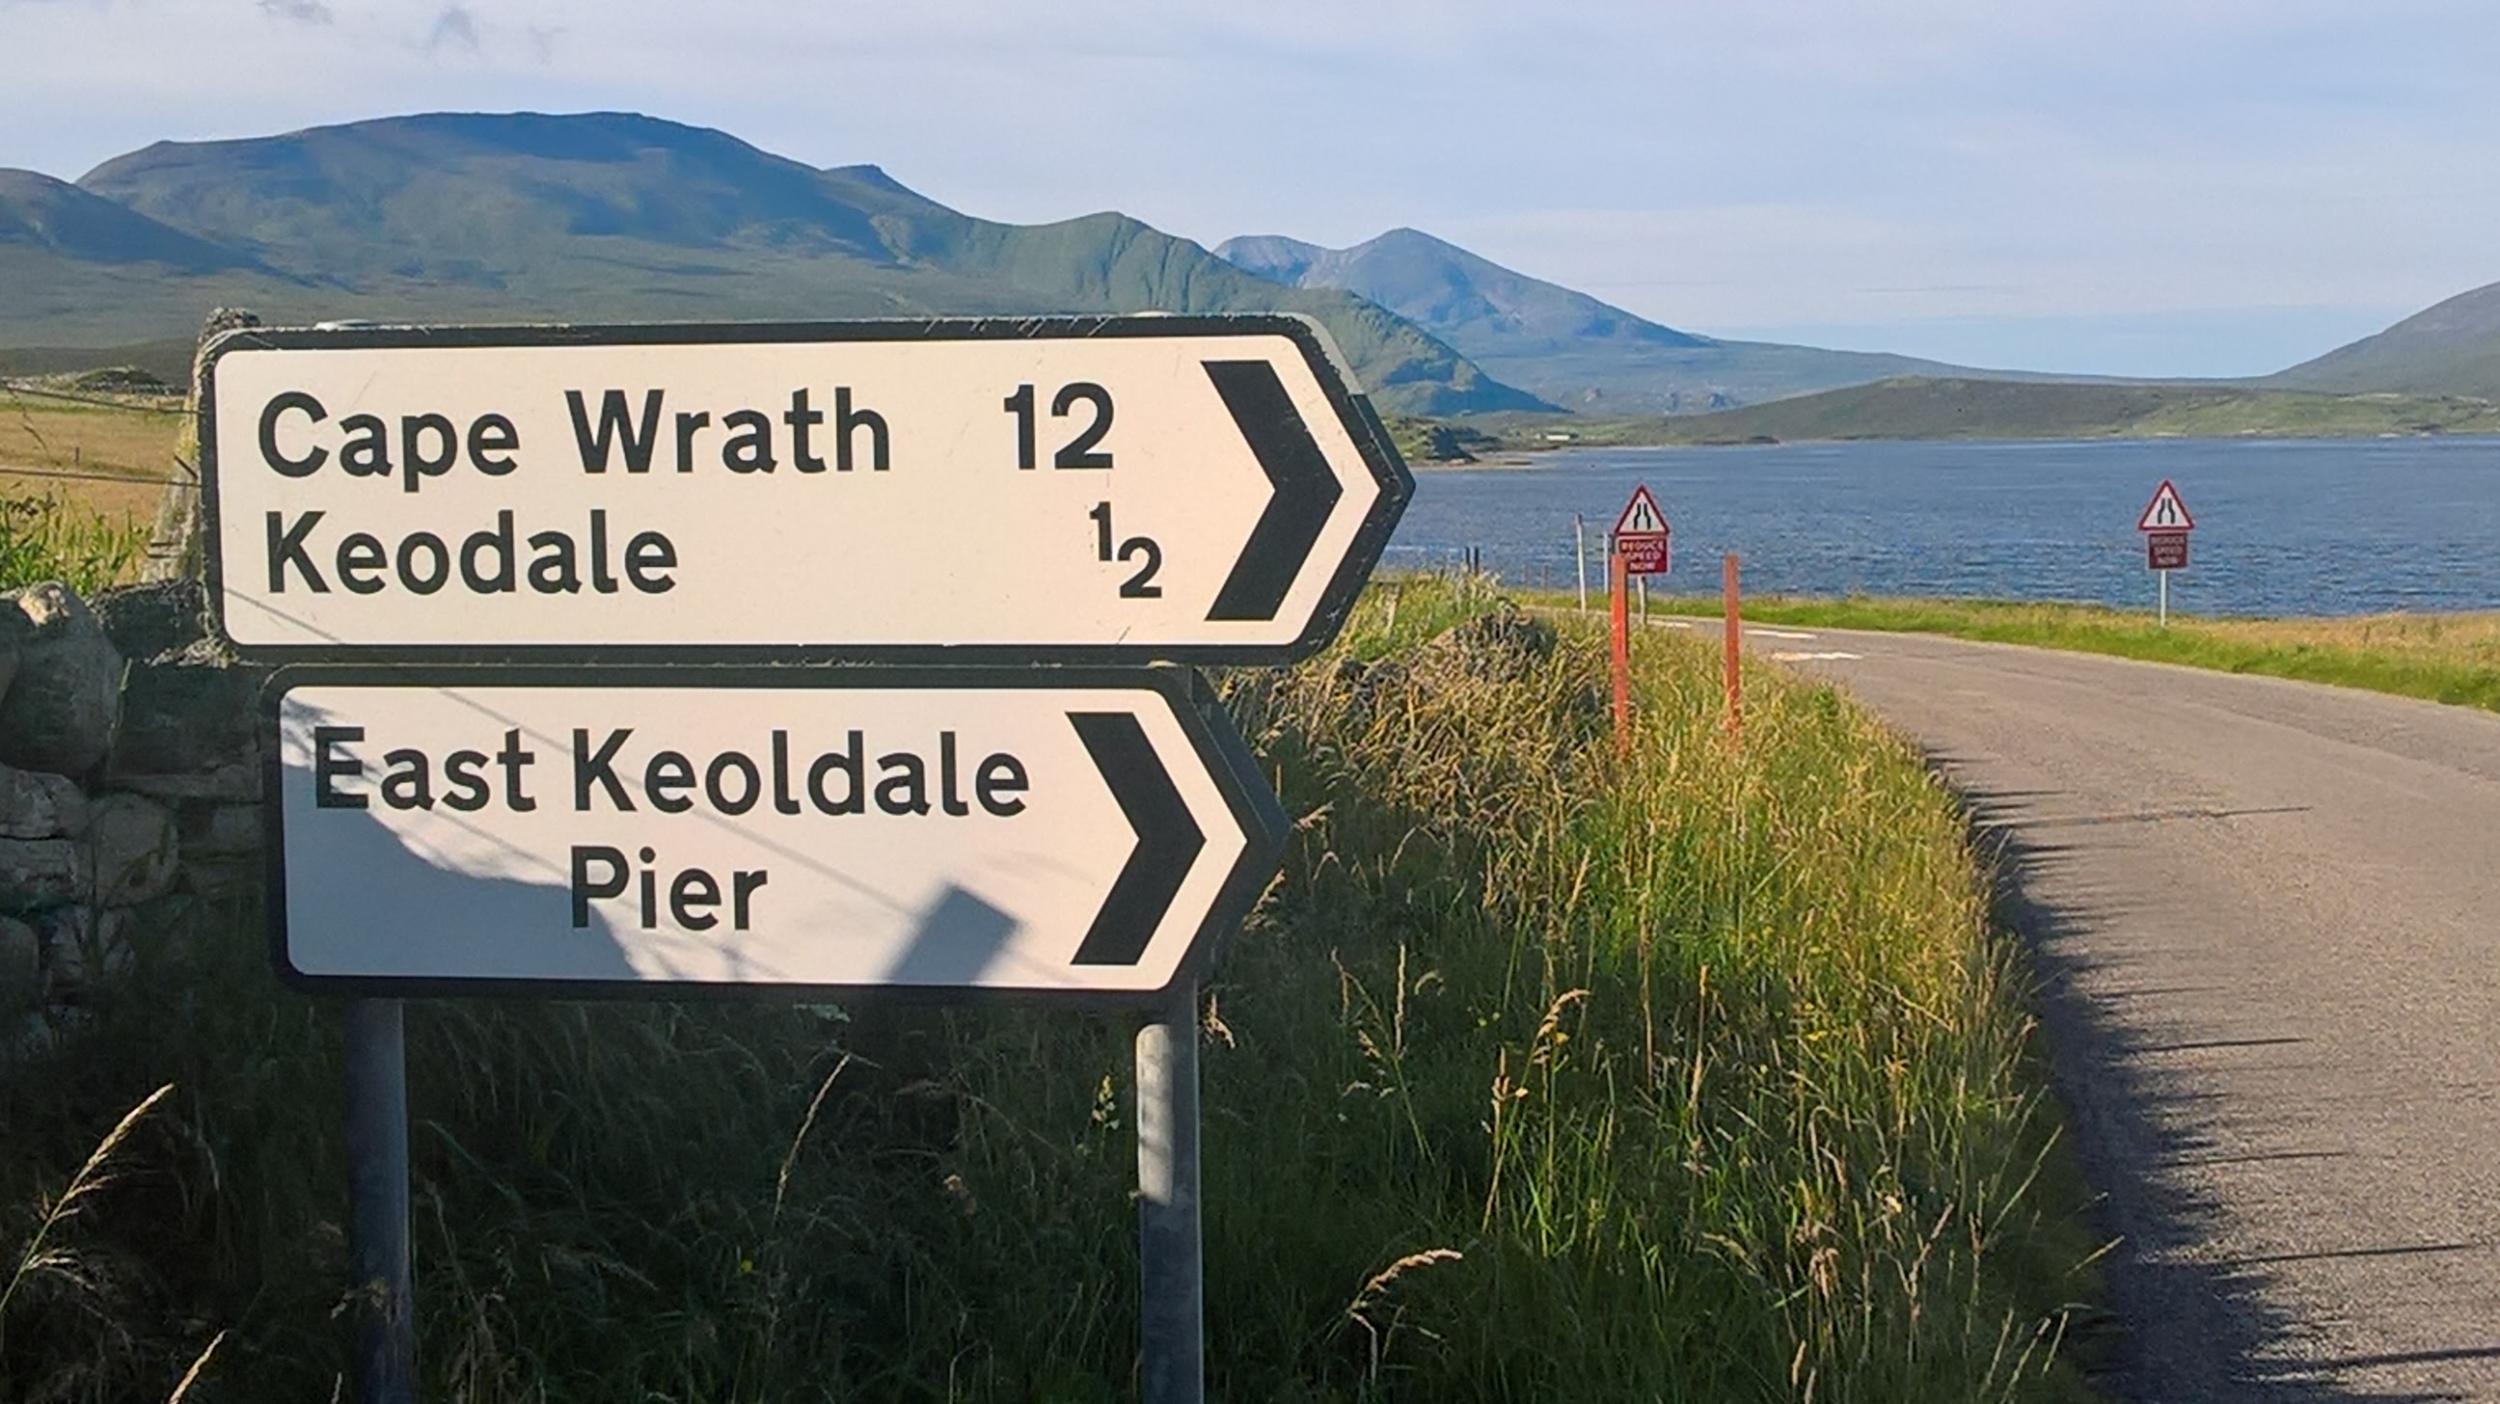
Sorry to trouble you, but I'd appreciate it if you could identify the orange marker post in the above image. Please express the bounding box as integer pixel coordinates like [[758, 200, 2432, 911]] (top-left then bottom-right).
[[1610, 544, 1632, 757], [1721, 553, 1741, 742]]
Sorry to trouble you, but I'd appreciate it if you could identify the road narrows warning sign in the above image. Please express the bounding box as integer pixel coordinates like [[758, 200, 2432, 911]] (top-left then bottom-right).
[[2135, 479, 2195, 625], [1615, 483, 1668, 537], [2137, 479, 2195, 533], [200, 316, 1412, 664], [1613, 484, 1670, 576], [264, 667, 1285, 999]]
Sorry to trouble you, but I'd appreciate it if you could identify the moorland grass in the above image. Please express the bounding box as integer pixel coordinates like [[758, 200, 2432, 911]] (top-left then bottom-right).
[[0, 491, 149, 596], [0, 389, 185, 524], [1604, 592, 2500, 715], [0, 578, 2096, 1401], [0, 385, 171, 593]]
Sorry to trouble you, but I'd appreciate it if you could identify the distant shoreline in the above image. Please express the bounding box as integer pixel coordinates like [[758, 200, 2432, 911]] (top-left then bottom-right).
[[1430, 425, 2500, 460], [1445, 376, 2500, 453]]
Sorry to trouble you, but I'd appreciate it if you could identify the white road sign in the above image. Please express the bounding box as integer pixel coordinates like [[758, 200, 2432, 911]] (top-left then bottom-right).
[[265, 668, 1285, 999], [201, 317, 1412, 663], [1614, 484, 1668, 537], [2137, 479, 2196, 532]]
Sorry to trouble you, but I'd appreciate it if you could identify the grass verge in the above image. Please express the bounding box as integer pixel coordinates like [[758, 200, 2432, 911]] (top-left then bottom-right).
[[0, 491, 150, 596], [0, 387, 185, 523], [1, 579, 2097, 1401], [0, 385, 174, 593], [1597, 592, 2500, 715]]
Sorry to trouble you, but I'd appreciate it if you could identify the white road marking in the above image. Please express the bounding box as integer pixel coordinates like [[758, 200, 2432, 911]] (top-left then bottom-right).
[[1771, 650, 1864, 662], [1749, 627, 1818, 640]]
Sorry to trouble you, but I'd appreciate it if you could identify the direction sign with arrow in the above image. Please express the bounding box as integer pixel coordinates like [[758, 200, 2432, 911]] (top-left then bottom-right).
[[199, 316, 1412, 664], [263, 667, 1286, 1000]]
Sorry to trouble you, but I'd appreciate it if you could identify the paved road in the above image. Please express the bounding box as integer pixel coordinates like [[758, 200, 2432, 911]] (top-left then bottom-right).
[[1702, 620, 2500, 1402]]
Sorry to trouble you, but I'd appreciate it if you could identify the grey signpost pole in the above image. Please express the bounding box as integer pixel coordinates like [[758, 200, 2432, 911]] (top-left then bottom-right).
[[1574, 514, 1588, 612], [1135, 980, 1205, 1404], [343, 997, 415, 1403]]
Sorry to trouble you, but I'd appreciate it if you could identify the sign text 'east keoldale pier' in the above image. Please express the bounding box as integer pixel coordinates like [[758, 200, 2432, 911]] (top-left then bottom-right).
[[267, 668, 1285, 999], [201, 316, 1412, 663]]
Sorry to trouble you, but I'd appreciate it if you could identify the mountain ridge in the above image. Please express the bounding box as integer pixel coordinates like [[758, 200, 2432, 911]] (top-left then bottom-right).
[[2268, 280, 2500, 399], [4, 110, 1548, 416], [0, 167, 278, 275], [11, 109, 2500, 420], [1215, 225, 2076, 412]]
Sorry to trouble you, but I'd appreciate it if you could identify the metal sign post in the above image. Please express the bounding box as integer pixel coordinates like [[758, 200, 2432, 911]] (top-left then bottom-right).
[[1573, 513, 1588, 612], [342, 998, 414, 1404], [1135, 981, 1204, 1404], [1610, 541, 1632, 757]]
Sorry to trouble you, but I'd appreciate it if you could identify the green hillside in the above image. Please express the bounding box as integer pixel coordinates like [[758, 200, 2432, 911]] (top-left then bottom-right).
[[2268, 280, 2500, 398], [1606, 376, 2500, 444], [1216, 227, 2073, 413], [4, 112, 1545, 415], [0, 168, 267, 272]]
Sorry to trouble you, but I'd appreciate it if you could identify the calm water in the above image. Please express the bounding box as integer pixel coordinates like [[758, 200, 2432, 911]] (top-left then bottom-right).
[[1384, 437, 2500, 616]]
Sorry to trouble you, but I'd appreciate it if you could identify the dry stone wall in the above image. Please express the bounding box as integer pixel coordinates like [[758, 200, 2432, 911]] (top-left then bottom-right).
[[0, 577, 267, 1049]]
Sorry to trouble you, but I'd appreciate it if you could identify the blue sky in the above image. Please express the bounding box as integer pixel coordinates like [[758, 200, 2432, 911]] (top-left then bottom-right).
[[5, 0, 2496, 377]]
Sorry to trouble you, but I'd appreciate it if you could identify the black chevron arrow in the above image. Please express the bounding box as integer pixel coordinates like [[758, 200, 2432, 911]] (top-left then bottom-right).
[[1068, 711, 1206, 966], [1204, 359, 1344, 622]]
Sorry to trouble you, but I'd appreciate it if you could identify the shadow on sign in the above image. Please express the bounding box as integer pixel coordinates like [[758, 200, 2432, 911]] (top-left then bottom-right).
[[278, 768, 640, 984], [876, 884, 1023, 988]]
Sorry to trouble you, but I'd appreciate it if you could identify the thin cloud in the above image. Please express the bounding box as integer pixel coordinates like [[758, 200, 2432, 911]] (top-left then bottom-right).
[[425, 4, 480, 54], [257, 0, 332, 23]]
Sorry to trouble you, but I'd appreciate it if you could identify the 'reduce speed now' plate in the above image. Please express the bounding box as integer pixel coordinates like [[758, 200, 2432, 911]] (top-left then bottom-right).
[[200, 315, 1412, 664], [264, 668, 1286, 1000]]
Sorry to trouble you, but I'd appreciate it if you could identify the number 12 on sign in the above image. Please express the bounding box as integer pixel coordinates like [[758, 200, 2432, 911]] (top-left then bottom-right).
[[1006, 382, 1115, 471]]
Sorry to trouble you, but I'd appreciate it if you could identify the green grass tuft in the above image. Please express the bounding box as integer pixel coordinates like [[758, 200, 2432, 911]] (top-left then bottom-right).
[[0, 490, 149, 596]]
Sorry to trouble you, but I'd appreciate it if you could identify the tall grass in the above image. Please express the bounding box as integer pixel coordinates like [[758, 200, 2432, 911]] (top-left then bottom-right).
[[0, 491, 149, 596], [0, 578, 2094, 1400]]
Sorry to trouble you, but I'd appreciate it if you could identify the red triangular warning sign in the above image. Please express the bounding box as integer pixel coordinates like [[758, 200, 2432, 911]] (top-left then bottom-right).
[[1614, 485, 1669, 537], [2137, 479, 2194, 532]]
